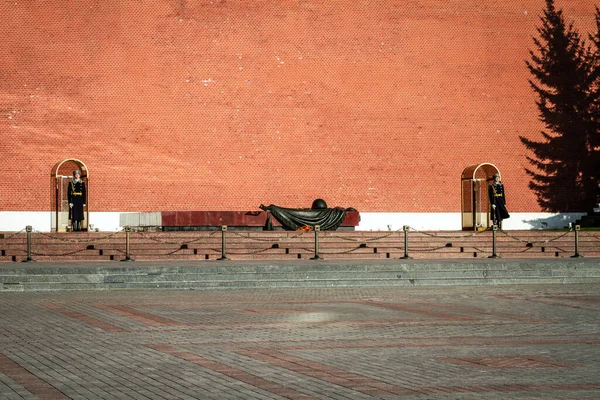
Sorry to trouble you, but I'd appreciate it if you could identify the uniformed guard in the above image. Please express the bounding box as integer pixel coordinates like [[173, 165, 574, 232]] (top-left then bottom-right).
[[488, 173, 510, 228], [68, 170, 87, 231]]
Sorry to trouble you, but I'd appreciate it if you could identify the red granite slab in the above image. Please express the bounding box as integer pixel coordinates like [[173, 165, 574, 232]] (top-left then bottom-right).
[[161, 211, 359, 227], [161, 211, 177, 226]]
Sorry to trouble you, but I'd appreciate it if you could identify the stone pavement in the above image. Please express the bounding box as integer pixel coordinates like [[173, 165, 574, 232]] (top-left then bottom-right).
[[1, 284, 599, 399]]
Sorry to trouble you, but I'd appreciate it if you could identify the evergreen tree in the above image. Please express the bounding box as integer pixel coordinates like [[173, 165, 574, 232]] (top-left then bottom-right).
[[521, 0, 599, 212], [592, 7, 600, 51], [588, 7, 600, 196]]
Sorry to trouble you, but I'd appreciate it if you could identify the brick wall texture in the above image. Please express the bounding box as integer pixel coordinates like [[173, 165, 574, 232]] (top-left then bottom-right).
[[0, 1, 596, 213]]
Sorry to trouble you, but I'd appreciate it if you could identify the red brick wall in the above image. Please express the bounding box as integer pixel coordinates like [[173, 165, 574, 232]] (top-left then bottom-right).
[[0, 1, 595, 213]]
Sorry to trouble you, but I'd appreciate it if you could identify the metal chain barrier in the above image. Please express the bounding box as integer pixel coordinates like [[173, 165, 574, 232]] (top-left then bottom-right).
[[326, 229, 404, 242], [0, 228, 26, 241], [319, 245, 374, 255], [407, 226, 484, 238], [222, 230, 313, 257], [1, 227, 128, 259], [217, 225, 229, 260], [33, 229, 124, 243], [16, 229, 123, 259], [402, 245, 452, 253], [2, 223, 595, 260], [470, 245, 568, 255], [311, 225, 322, 259], [230, 230, 310, 242], [224, 247, 275, 255], [399, 225, 412, 259], [129, 230, 223, 258], [0, 229, 27, 258], [133, 228, 306, 258], [121, 226, 134, 261], [30, 248, 93, 257], [498, 228, 572, 244], [326, 226, 484, 246], [489, 224, 499, 258], [22, 246, 126, 258], [133, 230, 219, 245], [23, 226, 35, 262], [571, 225, 582, 258]]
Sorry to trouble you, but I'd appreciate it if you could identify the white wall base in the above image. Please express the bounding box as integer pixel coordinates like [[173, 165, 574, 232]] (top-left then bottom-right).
[[501, 212, 586, 230], [358, 212, 586, 231], [0, 211, 588, 232], [0, 212, 124, 232], [357, 213, 461, 231], [89, 212, 129, 232], [0, 212, 53, 232]]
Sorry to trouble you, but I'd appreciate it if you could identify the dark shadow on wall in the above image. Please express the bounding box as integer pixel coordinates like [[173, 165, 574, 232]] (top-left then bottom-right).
[[521, 1, 600, 213]]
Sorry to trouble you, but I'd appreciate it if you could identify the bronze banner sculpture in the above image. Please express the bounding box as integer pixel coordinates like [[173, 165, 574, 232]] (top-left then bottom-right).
[[260, 199, 357, 231]]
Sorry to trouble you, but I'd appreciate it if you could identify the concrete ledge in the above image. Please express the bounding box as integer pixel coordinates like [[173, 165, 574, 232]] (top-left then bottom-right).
[[1, 258, 598, 292]]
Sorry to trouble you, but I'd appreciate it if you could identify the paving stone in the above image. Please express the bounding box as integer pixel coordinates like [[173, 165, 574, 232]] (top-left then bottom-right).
[[1, 284, 600, 399]]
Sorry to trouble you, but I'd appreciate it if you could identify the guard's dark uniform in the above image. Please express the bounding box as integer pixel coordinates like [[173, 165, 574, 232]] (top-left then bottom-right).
[[68, 179, 86, 230], [488, 180, 510, 226]]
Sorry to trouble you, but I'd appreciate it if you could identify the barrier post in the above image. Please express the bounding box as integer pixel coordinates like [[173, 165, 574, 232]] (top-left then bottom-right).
[[571, 225, 583, 258], [311, 225, 322, 260], [218, 225, 229, 260], [121, 226, 135, 262], [22, 225, 36, 263], [400, 225, 412, 259], [488, 224, 500, 258]]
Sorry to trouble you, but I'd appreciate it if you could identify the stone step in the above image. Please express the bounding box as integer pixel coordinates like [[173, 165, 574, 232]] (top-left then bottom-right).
[[1, 230, 590, 239], [6, 268, 599, 285], [2, 259, 599, 292], [2, 234, 594, 245], [4, 245, 598, 261], [3, 273, 600, 292], [7, 258, 600, 271], [4, 248, 598, 261], [7, 242, 587, 253], [1, 230, 598, 262], [9, 234, 590, 242]]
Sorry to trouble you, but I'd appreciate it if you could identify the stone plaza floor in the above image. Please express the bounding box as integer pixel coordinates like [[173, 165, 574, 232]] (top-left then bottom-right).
[[1, 284, 599, 399]]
